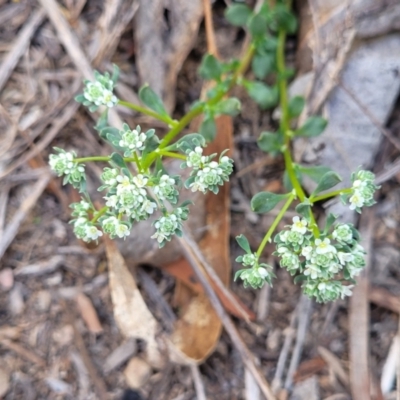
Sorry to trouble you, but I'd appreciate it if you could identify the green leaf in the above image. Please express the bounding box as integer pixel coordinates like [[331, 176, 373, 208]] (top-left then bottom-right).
[[312, 171, 342, 196], [295, 201, 312, 221], [245, 81, 278, 110], [214, 98, 241, 117], [275, 5, 298, 33], [199, 54, 222, 81], [296, 116, 328, 137], [200, 116, 217, 142], [283, 168, 302, 191], [139, 85, 169, 118], [257, 131, 283, 155], [110, 153, 128, 169], [251, 191, 289, 213], [111, 64, 120, 85], [171, 133, 206, 152], [95, 110, 109, 132], [141, 135, 160, 159], [248, 13, 268, 38], [298, 165, 334, 184], [224, 3, 252, 27], [236, 234, 251, 254], [288, 96, 305, 118], [323, 213, 338, 234], [294, 274, 308, 284], [252, 52, 274, 79]]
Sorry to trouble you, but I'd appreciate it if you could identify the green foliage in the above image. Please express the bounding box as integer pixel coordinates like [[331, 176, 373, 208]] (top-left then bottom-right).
[[296, 116, 328, 137], [288, 96, 305, 118], [200, 115, 217, 142], [224, 3, 253, 26], [257, 131, 284, 155], [199, 54, 223, 81], [312, 171, 343, 196], [139, 85, 169, 119], [244, 81, 278, 109], [251, 192, 289, 213]]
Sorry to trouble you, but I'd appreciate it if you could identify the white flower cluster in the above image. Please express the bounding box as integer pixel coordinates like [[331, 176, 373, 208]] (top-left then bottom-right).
[[76, 70, 118, 111], [151, 206, 189, 247], [347, 170, 379, 213], [235, 251, 274, 289], [97, 167, 183, 245], [104, 174, 157, 222], [153, 175, 179, 204], [183, 147, 234, 194], [119, 124, 147, 155], [70, 200, 103, 242], [49, 148, 85, 189], [274, 217, 365, 302]]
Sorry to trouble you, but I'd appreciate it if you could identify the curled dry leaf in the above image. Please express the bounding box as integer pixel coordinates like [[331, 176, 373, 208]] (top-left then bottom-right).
[[104, 236, 165, 368]]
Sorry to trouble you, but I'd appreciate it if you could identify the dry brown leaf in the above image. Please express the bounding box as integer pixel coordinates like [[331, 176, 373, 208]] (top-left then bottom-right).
[[75, 293, 103, 335], [163, 258, 255, 321], [167, 114, 233, 364], [104, 236, 165, 368]]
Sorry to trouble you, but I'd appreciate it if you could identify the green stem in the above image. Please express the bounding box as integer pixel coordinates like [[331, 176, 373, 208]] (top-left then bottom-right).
[[91, 206, 108, 223], [311, 188, 352, 203], [256, 194, 295, 258], [276, 26, 319, 237], [141, 44, 256, 171], [157, 150, 187, 160], [133, 152, 142, 172], [74, 156, 111, 163], [118, 100, 177, 126]]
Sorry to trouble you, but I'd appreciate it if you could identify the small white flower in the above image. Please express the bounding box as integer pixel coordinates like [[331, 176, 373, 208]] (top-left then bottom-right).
[[277, 246, 291, 254], [189, 180, 207, 193], [338, 251, 354, 265], [85, 225, 103, 241], [301, 245, 313, 260], [115, 223, 130, 239], [304, 264, 320, 280], [340, 285, 354, 299], [349, 192, 364, 210], [105, 195, 118, 208], [132, 174, 148, 188], [291, 216, 308, 234], [141, 199, 157, 214], [315, 238, 337, 255], [186, 147, 206, 168]]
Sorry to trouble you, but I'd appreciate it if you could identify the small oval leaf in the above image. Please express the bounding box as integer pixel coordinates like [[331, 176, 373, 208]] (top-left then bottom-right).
[[251, 191, 289, 213], [236, 234, 251, 254], [225, 3, 253, 27], [296, 116, 328, 137], [139, 85, 169, 118], [312, 171, 342, 196]]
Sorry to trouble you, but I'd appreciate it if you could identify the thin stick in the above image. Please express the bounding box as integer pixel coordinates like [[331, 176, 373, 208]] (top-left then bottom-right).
[[190, 364, 207, 400], [284, 295, 313, 389], [181, 232, 251, 324], [349, 207, 374, 400], [0, 339, 46, 367], [179, 236, 276, 400], [0, 9, 45, 92], [272, 308, 297, 393], [203, 0, 219, 58], [63, 301, 108, 400], [0, 173, 51, 259]]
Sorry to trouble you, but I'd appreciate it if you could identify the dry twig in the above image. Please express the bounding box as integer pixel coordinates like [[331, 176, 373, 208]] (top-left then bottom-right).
[[179, 234, 276, 400], [0, 173, 51, 260], [349, 208, 375, 400]]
